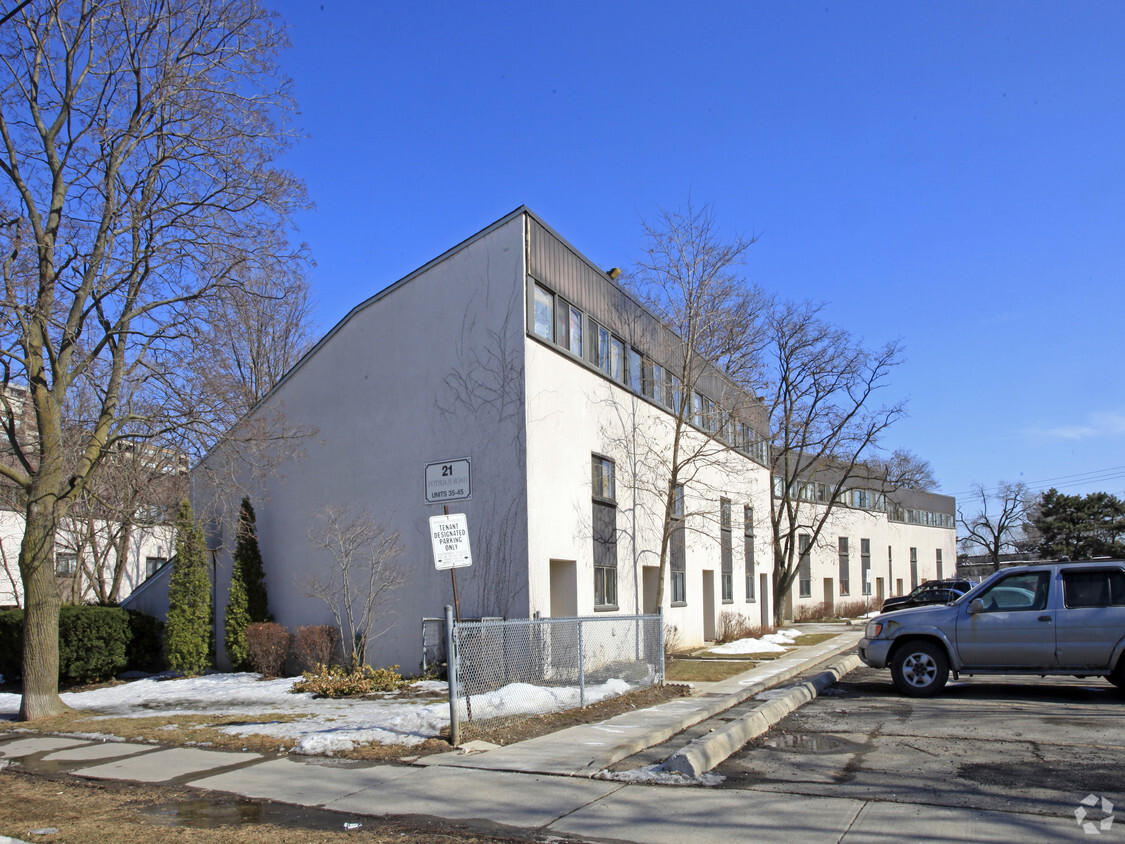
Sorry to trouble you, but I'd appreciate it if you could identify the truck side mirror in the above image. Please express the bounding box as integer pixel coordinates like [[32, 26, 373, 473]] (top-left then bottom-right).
[[968, 598, 985, 615]]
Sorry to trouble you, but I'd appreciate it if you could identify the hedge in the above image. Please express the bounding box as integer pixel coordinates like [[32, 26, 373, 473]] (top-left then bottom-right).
[[0, 606, 164, 685]]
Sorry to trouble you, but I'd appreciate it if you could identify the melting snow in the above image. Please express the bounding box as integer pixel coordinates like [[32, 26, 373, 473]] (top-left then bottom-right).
[[707, 627, 802, 655], [0, 672, 634, 756]]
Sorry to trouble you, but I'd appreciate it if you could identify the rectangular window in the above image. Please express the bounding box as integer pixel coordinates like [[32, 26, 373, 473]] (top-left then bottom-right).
[[610, 335, 625, 383], [592, 455, 617, 608], [598, 325, 611, 374], [721, 498, 733, 602], [628, 347, 642, 393], [568, 304, 582, 356], [642, 358, 657, 400], [146, 556, 168, 578], [838, 537, 850, 596], [691, 392, 703, 428], [888, 546, 894, 592], [55, 552, 78, 576], [533, 284, 554, 341], [1063, 569, 1125, 608], [555, 297, 569, 349], [861, 539, 872, 596], [798, 534, 811, 598], [936, 548, 944, 580], [744, 506, 755, 601], [670, 483, 686, 605], [910, 547, 919, 590]]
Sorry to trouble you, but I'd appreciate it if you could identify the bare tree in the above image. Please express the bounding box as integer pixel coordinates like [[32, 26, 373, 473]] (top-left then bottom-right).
[[304, 505, 406, 671], [0, 0, 306, 719], [958, 481, 1031, 571], [760, 299, 907, 625], [621, 201, 769, 613], [53, 439, 185, 604]]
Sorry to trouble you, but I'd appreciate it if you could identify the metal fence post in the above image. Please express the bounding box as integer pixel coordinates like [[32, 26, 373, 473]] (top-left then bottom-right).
[[658, 606, 665, 682], [578, 618, 586, 708], [444, 604, 460, 746]]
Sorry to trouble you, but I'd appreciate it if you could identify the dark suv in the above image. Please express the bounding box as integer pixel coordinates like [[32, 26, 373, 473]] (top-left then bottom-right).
[[879, 579, 975, 613], [858, 560, 1125, 696]]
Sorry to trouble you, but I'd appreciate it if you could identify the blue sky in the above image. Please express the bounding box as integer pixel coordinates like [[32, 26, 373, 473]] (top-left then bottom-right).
[[264, 0, 1125, 508]]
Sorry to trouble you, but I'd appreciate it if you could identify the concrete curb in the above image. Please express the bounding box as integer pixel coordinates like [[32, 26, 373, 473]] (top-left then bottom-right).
[[568, 633, 861, 776], [662, 653, 862, 778]]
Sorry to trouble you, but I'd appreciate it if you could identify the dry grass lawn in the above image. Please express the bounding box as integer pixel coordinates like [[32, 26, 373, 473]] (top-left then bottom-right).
[[0, 769, 537, 843]]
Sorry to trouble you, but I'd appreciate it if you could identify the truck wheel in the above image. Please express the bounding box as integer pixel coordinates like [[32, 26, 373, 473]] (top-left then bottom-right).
[[891, 641, 949, 697], [1110, 659, 1125, 692]]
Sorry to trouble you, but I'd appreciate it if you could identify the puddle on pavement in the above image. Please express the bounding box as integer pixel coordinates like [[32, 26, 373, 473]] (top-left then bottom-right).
[[140, 797, 358, 831], [761, 734, 854, 753]]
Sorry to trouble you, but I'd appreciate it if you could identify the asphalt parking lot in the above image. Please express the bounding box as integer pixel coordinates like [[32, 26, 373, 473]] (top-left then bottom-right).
[[715, 665, 1125, 826]]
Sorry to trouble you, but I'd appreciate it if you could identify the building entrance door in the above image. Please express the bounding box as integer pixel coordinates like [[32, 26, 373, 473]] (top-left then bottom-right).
[[702, 570, 716, 641], [549, 560, 577, 617]]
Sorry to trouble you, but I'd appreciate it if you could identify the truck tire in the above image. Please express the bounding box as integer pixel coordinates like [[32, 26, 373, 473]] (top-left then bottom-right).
[[891, 640, 949, 697]]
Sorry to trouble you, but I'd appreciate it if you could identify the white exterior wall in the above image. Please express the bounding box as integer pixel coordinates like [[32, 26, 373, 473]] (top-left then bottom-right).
[[197, 215, 531, 672], [524, 338, 773, 649]]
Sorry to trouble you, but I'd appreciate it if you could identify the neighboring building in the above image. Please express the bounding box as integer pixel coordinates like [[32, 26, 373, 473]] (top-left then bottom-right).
[[0, 506, 175, 609], [190, 208, 955, 671], [0, 385, 183, 609]]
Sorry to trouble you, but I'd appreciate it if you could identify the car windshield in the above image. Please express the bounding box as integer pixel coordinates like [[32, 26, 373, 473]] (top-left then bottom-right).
[[949, 581, 984, 604]]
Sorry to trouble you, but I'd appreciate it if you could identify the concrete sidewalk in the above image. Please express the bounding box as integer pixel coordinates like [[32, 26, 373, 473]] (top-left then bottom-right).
[[0, 625, 1092, 842]]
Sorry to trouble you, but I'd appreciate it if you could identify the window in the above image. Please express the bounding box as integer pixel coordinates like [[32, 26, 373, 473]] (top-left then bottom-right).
[[642, 358, 658, 400], [146, 556, 168, 578], [592, 456, 617, 608], [976, 571, 1050, 612], [1062, 569, 1125, 608], [798, 535, 811, 598], [597, 324, 611, 373], [721, 498, 733, 602], [628, 347, 642, 393], [910, 547, 919, 590], [936, 548, 943, 580], [838, 537, 850, 596], [532, 284, 554, 341], [609, 335, 625, 383], [744, 506, 756, 601], [592, 455, 615, 501], [671, 484, 686, 605], [55, 552, 78, 576], [861, 539, 872, 596], [567, 304, 583, 356]]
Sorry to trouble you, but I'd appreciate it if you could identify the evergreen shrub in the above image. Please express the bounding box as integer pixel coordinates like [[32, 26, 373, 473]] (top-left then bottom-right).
[[0, 606, 164, 684]]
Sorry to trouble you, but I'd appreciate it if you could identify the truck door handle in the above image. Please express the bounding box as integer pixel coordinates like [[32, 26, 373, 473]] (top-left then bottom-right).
[[1038, 615, 1052, 623]]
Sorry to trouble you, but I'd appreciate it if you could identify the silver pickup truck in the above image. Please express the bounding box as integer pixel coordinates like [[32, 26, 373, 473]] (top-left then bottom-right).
[[858, 560, 1125, 696]]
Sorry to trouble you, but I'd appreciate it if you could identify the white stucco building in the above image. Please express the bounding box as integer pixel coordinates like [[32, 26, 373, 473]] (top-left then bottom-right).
[[0, 506, 174, 609], [184, 208, 955, 671]]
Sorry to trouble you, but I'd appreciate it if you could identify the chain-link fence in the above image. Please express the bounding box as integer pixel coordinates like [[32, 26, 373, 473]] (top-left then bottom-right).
[[442, 610, 663, 744]]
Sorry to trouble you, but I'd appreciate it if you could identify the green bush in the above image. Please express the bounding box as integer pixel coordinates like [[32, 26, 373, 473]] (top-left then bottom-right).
[[58, 605, 130, 685], [165, 500, 213, 675], [0, 606, 164, 684], [125, 609, 165, 673]]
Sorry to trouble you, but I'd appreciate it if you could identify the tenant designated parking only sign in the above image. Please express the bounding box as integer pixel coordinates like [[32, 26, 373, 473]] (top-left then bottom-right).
[[429, 513, 473, 570], [424, 458, 471, 504]]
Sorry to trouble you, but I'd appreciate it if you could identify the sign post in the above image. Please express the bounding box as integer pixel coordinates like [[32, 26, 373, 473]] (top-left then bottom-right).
[[430, 511, 474, 732], [429, 509, 472, 622]]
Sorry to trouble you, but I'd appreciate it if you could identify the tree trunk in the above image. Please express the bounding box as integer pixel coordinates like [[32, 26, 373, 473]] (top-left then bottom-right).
[[18, 503, 71, 720]]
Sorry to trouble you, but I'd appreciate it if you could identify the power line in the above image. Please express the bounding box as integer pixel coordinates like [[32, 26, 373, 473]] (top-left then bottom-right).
[[950, 466, 1125, 499]]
